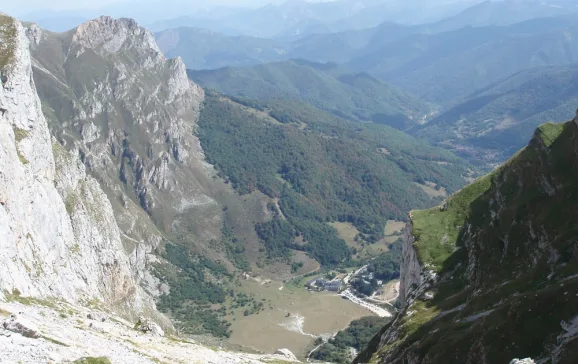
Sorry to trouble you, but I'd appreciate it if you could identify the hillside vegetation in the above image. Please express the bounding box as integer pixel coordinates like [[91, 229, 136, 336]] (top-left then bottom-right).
[[156, 27, 285, 70], [197, 92, 472, 265], [190, 61, 433, 129], [357, 119, 578, 363], [413, 63, 578, 164]]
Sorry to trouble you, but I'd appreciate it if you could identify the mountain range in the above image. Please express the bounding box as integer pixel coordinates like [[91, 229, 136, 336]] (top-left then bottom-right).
[[189, 60, 434, 129], [413, 63, 578, 164], [2, 2, 578, 363], [1, 14, 477, 361]]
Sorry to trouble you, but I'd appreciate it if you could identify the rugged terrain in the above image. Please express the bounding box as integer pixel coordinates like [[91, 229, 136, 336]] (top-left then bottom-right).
[[189, 60, 433, 129], [0, 13, 301, 362], [0, 300, 298, 363], [356, 113, 578, 363]]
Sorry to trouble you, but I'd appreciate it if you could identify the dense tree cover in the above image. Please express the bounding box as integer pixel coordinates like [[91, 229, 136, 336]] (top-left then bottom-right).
[[351, 240, 403, 296], [197, 93, 471, 266], [189, 61, 432, 130], [155, 243, 231, 337], [368, 240, 403, 282], [219, 223, 250, 271], [311, 316, 392, 363], [255, 216, 295, 259]]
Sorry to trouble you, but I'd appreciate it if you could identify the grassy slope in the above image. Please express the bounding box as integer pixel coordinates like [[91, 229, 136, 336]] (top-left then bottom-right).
[[189, 60, 433, 130], [360, 120, 578, 363], [0, 15, 17, 70]]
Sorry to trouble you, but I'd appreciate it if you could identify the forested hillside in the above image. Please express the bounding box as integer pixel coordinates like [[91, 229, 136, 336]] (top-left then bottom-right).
[[190, 61, 433, 129], [197, 92, 472, 265], [413, 63, 578, 164]]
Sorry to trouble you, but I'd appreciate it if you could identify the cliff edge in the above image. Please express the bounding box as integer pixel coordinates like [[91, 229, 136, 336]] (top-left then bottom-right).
[[357, 114, 578, 363]]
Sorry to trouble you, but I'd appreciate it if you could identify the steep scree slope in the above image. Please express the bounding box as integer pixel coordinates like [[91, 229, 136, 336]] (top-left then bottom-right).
[[356, 113, 578, 363]]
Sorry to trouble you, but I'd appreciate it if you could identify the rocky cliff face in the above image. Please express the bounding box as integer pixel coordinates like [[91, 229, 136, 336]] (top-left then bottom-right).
[[0, 14, 161, 322], [26, 16, 271, 293], [357, 116, 578, 363], [0, 13, 301, 363]]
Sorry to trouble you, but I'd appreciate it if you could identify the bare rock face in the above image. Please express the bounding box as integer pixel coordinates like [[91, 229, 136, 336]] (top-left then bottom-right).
[[0, 14, 165, 327], [27, 15, 267, 296], [510, 359, 536, 364]]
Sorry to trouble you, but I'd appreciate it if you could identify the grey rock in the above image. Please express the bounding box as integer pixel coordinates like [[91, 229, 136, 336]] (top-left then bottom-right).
[[274, 348, 297, 361], [3, 315, 40, 338], [87, 312, 107, 322], [88, 322, 107, 333], [135, 316, 164, 337]]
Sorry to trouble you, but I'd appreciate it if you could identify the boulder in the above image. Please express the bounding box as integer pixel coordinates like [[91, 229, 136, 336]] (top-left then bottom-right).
[[87, 312, 107, 322], [274, 348, 297, 361], [3, 314, 40, 338], [510, 359, 536, 364], [134, 316, 164, 337]]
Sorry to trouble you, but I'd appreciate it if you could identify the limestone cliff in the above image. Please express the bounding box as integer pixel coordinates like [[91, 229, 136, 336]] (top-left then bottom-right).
[[357, 115, 578, 363], [0, 14, 161, 323], [0, 14, 301, 363], [27, 16, 270, 284]]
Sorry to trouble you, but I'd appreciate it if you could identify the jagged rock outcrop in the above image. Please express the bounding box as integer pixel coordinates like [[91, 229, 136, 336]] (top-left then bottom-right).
[[357, 117, 578, 363], [0, 13, 301, 361], [26, 15, 270, 285], [0, 12, 165, 326], [134, 316, 165, 337]]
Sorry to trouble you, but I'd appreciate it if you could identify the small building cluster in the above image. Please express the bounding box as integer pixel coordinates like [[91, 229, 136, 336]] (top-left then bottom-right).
[[305, 278, 343, 292]]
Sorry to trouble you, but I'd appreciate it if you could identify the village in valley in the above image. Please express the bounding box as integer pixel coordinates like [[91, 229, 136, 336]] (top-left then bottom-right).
[[303, 266, 399, 318]]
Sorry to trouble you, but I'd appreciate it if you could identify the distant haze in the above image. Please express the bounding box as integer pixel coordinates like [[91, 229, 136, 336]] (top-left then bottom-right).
[[4, 0, 287, 16], [8, 0, 483, 34]]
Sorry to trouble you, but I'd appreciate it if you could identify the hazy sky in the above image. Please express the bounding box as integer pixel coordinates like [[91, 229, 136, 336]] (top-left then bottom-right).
[[3, 0, 289, 16]]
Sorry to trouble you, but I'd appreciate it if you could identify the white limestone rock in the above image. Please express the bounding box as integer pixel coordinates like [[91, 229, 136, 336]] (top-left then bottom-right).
[[135, 316, 164, 337], [275, 348, 298, 361], [0, 15, 161, 325], [510, 359, 536, 364]]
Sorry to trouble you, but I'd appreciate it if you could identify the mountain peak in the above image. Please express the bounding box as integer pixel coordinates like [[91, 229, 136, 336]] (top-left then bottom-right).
[[72, 16, 162, 57]]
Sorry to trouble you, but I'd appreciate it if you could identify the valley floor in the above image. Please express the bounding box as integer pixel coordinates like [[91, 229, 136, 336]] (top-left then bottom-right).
[[227, 278, 369, 358]]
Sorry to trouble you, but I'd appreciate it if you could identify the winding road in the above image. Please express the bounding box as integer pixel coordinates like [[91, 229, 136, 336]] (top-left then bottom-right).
[[340, 289, 392, 317]]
